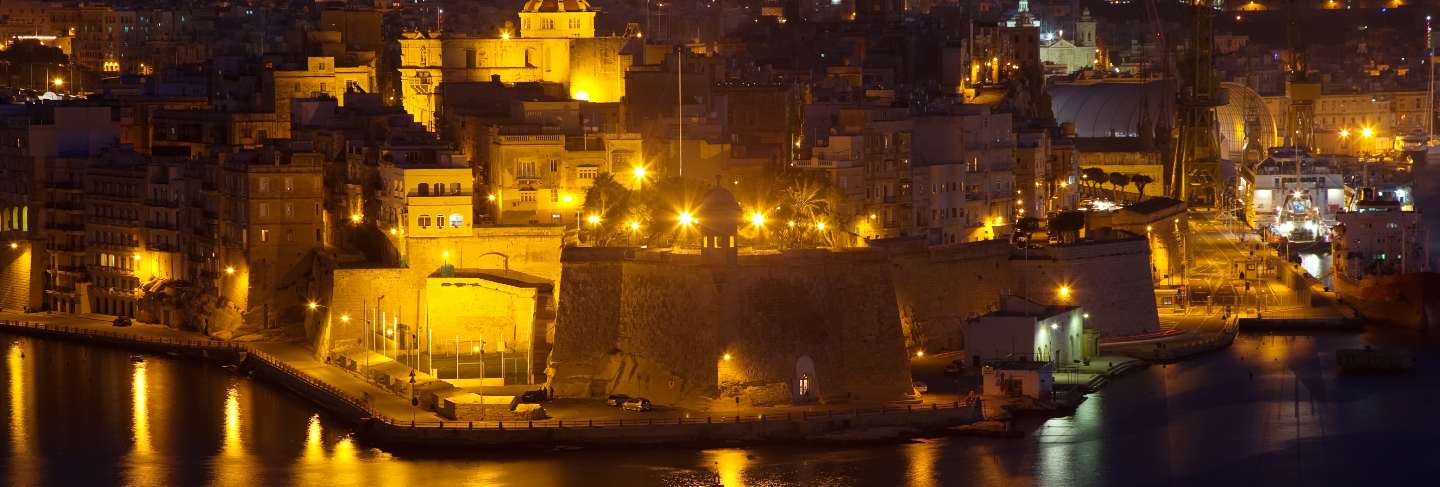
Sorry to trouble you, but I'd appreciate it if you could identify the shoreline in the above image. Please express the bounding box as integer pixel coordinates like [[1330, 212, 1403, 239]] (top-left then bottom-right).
[[0, 318, 983, 449]]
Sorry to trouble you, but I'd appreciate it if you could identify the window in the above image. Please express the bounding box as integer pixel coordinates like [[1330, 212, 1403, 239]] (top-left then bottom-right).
[[284, 177, 294, 191], [419, 215, 431, 227], [315, 228, 322, 242], [543, 19, 554, 29], [319, 82, 328, 93], [435, 182, 446, 194], [258, 203, 269, 217], [285, 230, 293, 243], [449, 213, 464, 227], [314, 203, 321, 216], [520, 191, 536, 202], [569, 18, 579, 29], [519, 161, 537, 177], [579, 168, 598, 179], [260, 228, 269, 242], [450, 183, 461, 194], [418, 183, 429, 196], [549, 159, 559, 172], [258, 177, 269, 192], [550, 190, 559, 203], [284, 203, 294, 217], [465, 49, 477, 68], [435, 214, 446, 228]]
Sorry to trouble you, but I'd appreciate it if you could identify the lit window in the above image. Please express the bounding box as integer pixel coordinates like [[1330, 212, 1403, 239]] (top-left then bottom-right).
[[260, 228, 269, 242], [449, 214, 464, 227]]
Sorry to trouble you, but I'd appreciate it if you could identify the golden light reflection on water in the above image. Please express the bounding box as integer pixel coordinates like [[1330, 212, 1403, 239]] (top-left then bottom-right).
[[132, 361, 151, 454], [223, 384, 241, 456], [707, 449, 749, 487], [905, 440, 938, 487], [7, 341, 33, 485]]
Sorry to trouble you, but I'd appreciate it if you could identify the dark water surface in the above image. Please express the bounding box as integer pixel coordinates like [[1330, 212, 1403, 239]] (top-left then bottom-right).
[[4, 330, 1440, 486]]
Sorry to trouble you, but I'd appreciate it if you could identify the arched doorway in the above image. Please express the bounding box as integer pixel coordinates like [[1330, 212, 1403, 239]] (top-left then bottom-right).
[[794, 355, 816, 403]]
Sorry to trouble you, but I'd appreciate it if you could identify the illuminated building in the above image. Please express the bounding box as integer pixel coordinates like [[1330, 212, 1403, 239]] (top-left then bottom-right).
[[397, 0, 632, 130], [243, 145, 328, 327], [911, 105, 1017, 244], [487, 128, 642, 225], [270, 56, 376, 120]]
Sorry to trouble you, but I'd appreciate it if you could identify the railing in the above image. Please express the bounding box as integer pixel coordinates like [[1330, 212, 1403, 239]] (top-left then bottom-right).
[[0, 319, 978, 433]]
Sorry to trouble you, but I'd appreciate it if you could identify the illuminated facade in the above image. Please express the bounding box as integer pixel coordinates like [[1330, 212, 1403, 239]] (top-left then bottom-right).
[[245, 148, 328, 327], [397, 0, 631, 130], [271, 56, 376, 119], [488, 130, 642, 225]]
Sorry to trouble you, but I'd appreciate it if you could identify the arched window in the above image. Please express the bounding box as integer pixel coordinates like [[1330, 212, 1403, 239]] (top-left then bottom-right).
[[450, 183, 461, 194], [449, 213, 464, 228], [435, 182, 447, 194], [418, 183, 429, 196]]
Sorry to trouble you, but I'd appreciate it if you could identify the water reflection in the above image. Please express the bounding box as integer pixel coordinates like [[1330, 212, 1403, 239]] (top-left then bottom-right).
[[904, 440, 937, 487], [707, 448, 749, 487], [7, 340, 33, 486], [132, 361, 151, 454]]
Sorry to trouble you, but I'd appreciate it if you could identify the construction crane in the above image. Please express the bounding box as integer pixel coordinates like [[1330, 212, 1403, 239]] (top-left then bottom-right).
[[1171, 0, 1224, 209], [1284, 0, 1320, 151], [1144, 0, 1168, 79]]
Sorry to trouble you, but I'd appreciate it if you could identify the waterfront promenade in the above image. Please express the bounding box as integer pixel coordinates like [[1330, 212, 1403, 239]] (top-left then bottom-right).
[[0, 312, 980, 447]]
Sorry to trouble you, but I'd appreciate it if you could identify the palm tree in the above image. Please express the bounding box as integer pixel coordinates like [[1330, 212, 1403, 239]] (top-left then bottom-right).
[[1082, 167, 1107, 196], [1108, 172, 1131, 202], [1131, 174, 1154, 201]]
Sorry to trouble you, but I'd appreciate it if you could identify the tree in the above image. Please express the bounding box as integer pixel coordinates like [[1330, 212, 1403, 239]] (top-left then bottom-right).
[[580, 173, 632, 246], [1131, 174, 1155, 201], [1108, 172, 1131, 202], [1082, 167, 1108, 196]]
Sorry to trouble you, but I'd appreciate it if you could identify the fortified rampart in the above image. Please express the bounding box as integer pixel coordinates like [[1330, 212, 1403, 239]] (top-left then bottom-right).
[[550, 248, 913, 410], [885, 236, 1160, 352]]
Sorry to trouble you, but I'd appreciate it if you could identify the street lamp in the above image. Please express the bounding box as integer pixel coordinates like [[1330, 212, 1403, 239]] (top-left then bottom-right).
[[307, 301, 319, 311], [586, 214, 601, 225], [722, 353, 732, 361], [225, 266, 236, 275], [678, 211, 695, 226], [749, 212, 765, 227], [1058, 286, 1071, 299], [7, 242, 16, 249], [340, 314, 350, 323], [350, 214, 362, 224], [52, 78, 63, 88]]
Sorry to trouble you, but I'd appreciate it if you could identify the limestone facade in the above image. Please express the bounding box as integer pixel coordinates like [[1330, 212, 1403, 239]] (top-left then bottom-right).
[[549, 248, 914, 409], [397, 1, 631, 130]]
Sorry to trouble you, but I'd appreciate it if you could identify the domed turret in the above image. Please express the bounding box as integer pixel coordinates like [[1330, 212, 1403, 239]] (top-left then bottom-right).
[[698, 185, 742, 266], [518, 0, 596, 38]]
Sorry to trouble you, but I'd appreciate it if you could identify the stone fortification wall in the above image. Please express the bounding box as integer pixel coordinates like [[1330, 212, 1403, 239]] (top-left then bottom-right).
[[0, 242, 39, 312], [551, 248, 913, 409], [315, 227, 564, 358], [1011, 238, 1159, 336], [886, 240, 1015, 352], [322, 267, 415, 356]]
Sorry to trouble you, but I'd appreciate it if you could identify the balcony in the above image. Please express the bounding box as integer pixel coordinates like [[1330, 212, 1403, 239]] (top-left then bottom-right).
[[45, 223, 85, 234], [89, 240, 139, 251], [45, 243, 85, 254], [90, 217, 140, 228], [45, 181, 83, 192], [145, 221, 179, 231], [145, 198, 181, 208]]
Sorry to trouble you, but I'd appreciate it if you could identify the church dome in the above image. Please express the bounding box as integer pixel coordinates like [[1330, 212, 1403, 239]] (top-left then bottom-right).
[[521, 0, 592, 12]]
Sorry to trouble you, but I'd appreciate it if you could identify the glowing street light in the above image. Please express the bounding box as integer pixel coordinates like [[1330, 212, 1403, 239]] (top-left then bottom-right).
[[1361, 126, 1374, 138], [52, 78, 63, 88], [487, 193, 496, 202], [678, 211, 695, 226], [7, 242, 15, 249], [1339, 128, 1350, 139], [815, 221, 826, 231], [133, 254, 142, 261], [500, 31, 511, 40], [787, 220, 796, 228], [340, 314, 350, 323], [749, 212, 766, 227], [350, 214, 361, 224], [1058, 286, 1071, 299], [307, 301, 319, 311], [915, 350, 925, 358], [628, 220, 641, 231], [722, 353, 732, 361], [225, 266, 236, 275], [586, 214, 601, 225]]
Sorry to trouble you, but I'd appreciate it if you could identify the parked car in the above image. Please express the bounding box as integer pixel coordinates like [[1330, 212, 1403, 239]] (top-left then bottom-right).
[[606, 394, 630, 406], [517, 390, 547, 404], [112, 317, 133, 327], [944, 360, 965, 375], [622, 397, 652, 412], [912, 381, 929, 394]]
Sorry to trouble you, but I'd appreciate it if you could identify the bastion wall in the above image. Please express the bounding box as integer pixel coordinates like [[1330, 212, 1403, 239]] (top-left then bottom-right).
[[550, 248, 914, 409]]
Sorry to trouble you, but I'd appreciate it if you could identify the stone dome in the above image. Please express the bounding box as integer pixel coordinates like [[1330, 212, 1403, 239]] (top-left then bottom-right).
[[521, 0, 592, 12], [698, 185, 742, 234]]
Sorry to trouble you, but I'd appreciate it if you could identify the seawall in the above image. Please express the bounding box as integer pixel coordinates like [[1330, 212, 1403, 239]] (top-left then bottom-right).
[[0, 319, 980, 448]]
